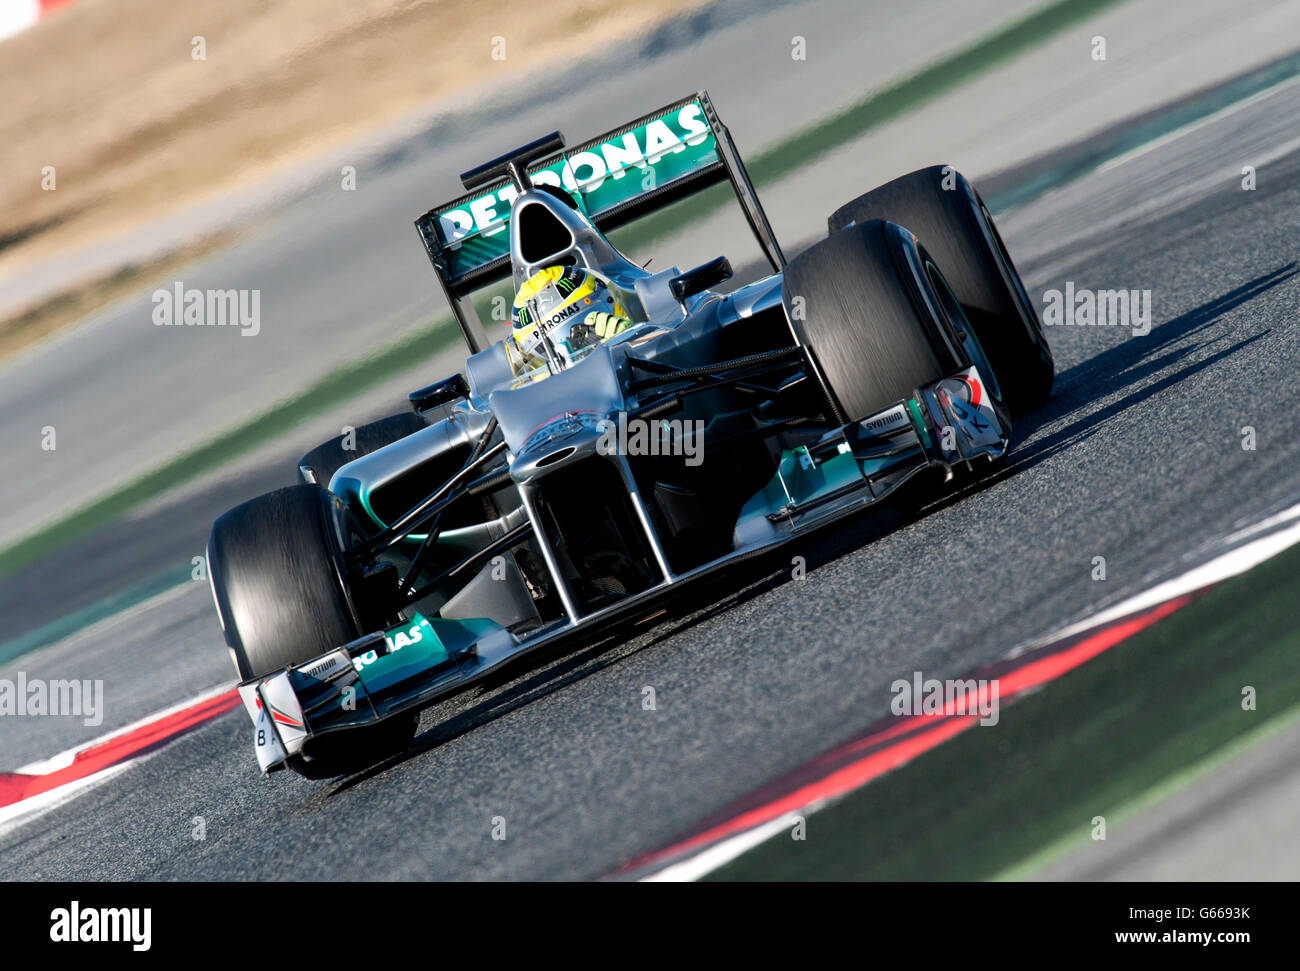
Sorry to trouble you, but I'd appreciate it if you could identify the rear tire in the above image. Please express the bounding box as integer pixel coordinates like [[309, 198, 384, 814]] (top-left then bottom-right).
[[782, 219, 961, 422], [298, 413, 426, 489], [829, 165, 1053, 413]]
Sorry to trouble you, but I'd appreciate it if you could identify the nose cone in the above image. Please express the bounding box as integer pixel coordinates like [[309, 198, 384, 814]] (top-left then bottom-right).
[[488, 341, 625, 455], [510, 417, 609, 481]]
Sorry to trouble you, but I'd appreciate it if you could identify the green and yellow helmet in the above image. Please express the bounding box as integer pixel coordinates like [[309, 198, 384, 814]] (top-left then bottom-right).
[[510, 264, 626, 373]]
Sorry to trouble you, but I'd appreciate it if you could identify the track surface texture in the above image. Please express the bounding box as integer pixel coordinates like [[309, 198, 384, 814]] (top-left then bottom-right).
[[3, 0, 1300, 879]]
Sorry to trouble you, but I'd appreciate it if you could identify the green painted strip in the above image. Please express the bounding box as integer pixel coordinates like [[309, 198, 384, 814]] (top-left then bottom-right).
[[705, 540, 1300, 880], [986, 47, 1300, 213], [752, 0, 1128, 186], [992, 701, 1300, 881], [0, 320, 460, 580], [0, 566, 192, 665], [614, 0, 1130, 253]]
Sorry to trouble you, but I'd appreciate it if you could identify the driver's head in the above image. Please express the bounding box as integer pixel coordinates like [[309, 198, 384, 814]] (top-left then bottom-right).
[[511, 264, 625, 370]]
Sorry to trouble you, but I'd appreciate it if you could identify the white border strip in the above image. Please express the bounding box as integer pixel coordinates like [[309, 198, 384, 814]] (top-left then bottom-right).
[[0, 760, 141, 838], [13, 680, 236, 775], [643, 812, 805, 883], [639, 500, 1300, 881], [1038, 500, 1300, 646]]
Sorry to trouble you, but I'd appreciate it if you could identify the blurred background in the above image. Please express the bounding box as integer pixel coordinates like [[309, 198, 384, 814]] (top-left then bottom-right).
[[4, 0, 1297, 568]]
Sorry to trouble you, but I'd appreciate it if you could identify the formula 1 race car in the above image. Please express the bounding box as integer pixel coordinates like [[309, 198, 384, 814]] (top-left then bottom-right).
[[207, 91, 1053, 778]]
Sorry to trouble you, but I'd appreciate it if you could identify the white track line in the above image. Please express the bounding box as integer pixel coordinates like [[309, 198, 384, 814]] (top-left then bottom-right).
[[0, 682, 237, 840], [1041, 500, 1300, 646], [14, 680, 236, 775], [643, 812, 805, 883], [1096, 74, 1300, 175], [0, 762, 142, 839], [642, 500, 1300, 881]]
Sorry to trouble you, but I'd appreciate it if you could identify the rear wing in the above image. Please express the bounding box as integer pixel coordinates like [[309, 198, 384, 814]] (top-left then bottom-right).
[[414, 90, 784, 354]]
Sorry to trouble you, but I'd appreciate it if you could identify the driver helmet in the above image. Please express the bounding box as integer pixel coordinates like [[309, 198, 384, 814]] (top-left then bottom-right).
[[510, 264, 627, 374]]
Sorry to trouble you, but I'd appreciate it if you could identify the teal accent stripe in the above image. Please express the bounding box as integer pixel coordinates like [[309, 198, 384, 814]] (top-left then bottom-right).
[[986, 47, 1300, 213], [906, 398, 931, 449], [0, 566, 193, 666]]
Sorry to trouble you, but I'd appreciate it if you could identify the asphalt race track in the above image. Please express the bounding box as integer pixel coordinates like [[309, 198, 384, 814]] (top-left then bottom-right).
[[2, 1, 1300, 879]]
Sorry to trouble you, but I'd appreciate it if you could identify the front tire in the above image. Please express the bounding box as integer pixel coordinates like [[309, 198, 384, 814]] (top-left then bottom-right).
[[207, 485, 416, 778], [208, 484, 361, 681], [782, 219, 963, 423], [829, 165, 1053, 414]]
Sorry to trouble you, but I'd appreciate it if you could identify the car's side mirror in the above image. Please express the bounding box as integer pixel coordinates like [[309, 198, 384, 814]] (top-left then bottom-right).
[[669, 256, 733, 306], [408, 373, 469, 416]]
